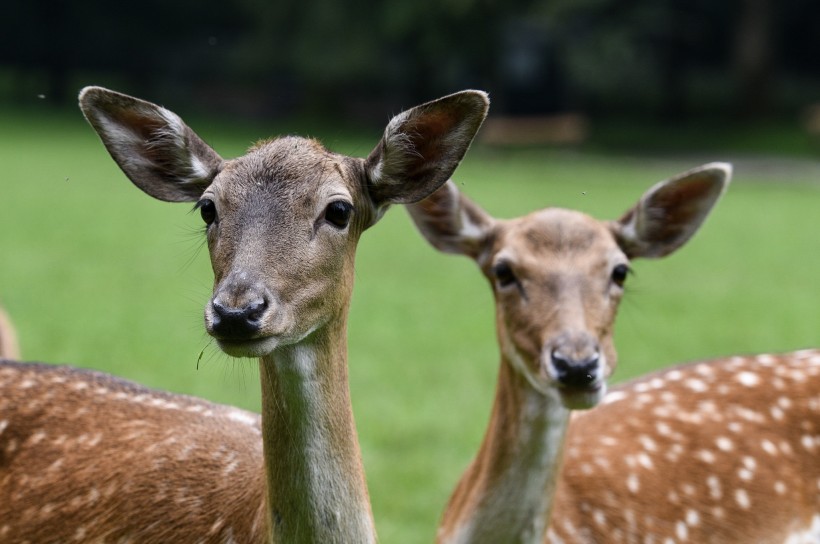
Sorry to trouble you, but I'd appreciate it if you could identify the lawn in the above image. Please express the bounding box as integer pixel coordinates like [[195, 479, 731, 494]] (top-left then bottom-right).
[[1, 104, 818, 543]]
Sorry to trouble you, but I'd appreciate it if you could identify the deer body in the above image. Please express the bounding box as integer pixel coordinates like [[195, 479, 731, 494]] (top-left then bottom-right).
[[0, 361, 267, 543], [551, 349, 820, 544], [0, 87, 488, 543]]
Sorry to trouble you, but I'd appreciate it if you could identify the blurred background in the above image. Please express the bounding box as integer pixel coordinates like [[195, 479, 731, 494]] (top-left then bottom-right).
[[2, 0, 820, 133], [1, 2, 818, 542]]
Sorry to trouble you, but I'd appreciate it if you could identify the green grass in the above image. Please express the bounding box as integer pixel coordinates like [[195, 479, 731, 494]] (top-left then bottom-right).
[[1, 106, 819, 543]]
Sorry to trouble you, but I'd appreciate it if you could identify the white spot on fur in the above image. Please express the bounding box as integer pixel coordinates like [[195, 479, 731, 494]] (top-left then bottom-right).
[[756, 354, 776, 365], [666, 370, 683, 381], [734, 488, 751, 509], [696, 449, 716, 464], [599, 435, 618, 446], [715, 437, 733, 451], [737, 468, 753, 481], [627, 474, 640, 493], [676, 520, 688, 541], [737, 371, 759, 387], [637, 452, 654, 470], [761, 439, 778, 455], [639, 435, 658, 452], [227, 409, 260, 428], [783, 515, 820, 544], [602, 390, 627, 404], [774, 480, 787, 495], [707, 475, 722, 499], [684, 378, 708, 392], [656, 422, 672, 436], [685, 509, 700, 526]]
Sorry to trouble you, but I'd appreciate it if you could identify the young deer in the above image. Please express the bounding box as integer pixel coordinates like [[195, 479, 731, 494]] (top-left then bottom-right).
[[0, 87, 488, 543], [408, 163, 812, 543], [0, 305, 19, 359]]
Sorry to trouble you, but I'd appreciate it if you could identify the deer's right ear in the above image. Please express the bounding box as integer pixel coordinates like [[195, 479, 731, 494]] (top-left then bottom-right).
[[406, 180, 494, 260], [79, 86, 223, 203], [364, 90, 489, 220]]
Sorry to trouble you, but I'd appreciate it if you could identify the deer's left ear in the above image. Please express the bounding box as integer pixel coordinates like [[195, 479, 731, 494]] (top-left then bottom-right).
[[364, 90, 489, 218], [612, 162, 732, 259]]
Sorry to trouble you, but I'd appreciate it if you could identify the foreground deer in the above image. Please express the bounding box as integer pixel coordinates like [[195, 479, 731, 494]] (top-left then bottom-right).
[[0, 87, 488, 543], [410, 164, 820, 543], [0, 305, 19, 359]]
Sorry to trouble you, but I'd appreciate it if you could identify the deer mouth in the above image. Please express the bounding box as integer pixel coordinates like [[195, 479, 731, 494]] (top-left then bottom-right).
[[216, 335, 281, 358], [557, 382, 607, 410]]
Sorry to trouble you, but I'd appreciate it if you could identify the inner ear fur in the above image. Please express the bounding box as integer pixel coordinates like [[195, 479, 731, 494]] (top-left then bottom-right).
[[613, 162, 732, 259], [79, 86, 222, 203], [365, 90, 489, 209]]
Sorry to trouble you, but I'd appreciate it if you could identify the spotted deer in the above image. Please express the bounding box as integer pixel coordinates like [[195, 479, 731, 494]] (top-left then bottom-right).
[[409, 164, 820, 543], [0, 305, 19, 359], [0, 86, 488, 543]]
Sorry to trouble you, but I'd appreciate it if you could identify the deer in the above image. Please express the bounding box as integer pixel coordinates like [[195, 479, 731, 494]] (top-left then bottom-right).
[[0, 86, 488, 543], [0, 305, 19, 359], [407, 164, 820, 543]]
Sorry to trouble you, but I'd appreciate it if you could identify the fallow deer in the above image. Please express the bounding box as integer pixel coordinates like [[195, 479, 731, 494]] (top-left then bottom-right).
[[0, 305, 19, 360], [0, 86, 488, 543], [408, 163, 820, 544], [408, 164, 820, 543]]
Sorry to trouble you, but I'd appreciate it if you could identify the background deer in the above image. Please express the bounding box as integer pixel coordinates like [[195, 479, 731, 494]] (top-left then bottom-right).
[[407, 163, 818, 543], [0, 86, 488, 543], [552, 349, 820, 543], [0, 305, 19, 359], [410, 167, 820, 543]]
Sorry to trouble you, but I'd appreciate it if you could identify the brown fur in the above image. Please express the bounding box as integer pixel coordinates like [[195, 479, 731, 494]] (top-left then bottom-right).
[[553, 351, 820, 543], [0, 362, 267, 543]]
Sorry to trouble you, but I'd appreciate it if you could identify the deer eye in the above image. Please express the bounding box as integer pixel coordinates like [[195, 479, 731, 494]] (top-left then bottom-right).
[[492, 261, 517, 288], [197, 199, 217, 226], [611, 264, 630, 287], [324, 201, 354, 229]]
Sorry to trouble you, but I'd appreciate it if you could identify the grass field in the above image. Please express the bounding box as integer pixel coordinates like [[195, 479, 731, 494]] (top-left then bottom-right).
[[1, 104, 818, 543]]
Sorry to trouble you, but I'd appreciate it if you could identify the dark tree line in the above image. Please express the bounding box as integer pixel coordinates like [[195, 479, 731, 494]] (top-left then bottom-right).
[[1, 0, 817, 123]]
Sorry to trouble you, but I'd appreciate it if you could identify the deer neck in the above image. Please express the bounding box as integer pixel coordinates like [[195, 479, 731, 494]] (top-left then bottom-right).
[[258, 316, 375, 544], [441, 356, 570, 544]]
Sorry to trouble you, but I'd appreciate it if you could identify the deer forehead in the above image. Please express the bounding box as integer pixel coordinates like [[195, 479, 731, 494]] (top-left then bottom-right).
[[213, 136, 360, 209], [493, 208, 623, 270]]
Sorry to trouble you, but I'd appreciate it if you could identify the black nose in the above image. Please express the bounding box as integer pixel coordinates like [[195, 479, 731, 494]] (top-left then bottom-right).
[[551, 351, 599, 388], [210, 297, 267, 340]]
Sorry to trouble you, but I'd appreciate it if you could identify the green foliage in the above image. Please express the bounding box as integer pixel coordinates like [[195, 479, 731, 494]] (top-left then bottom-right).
[[1, 110, 818, 543]]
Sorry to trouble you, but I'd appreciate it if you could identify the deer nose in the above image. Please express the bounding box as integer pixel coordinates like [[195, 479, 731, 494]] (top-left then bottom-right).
[[209, 296, 268, 340], [550, 350, 600, 388]]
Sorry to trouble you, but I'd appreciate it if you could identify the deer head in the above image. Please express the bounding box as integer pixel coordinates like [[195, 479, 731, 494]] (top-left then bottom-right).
[[408, 163, 731, 410]]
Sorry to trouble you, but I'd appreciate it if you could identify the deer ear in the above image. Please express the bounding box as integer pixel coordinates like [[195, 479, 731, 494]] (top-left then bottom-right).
[[406, 180, 494, 260], [612, 162, 732, 259], [365, 90, 489, 217], [79, 86, 223, 203]]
